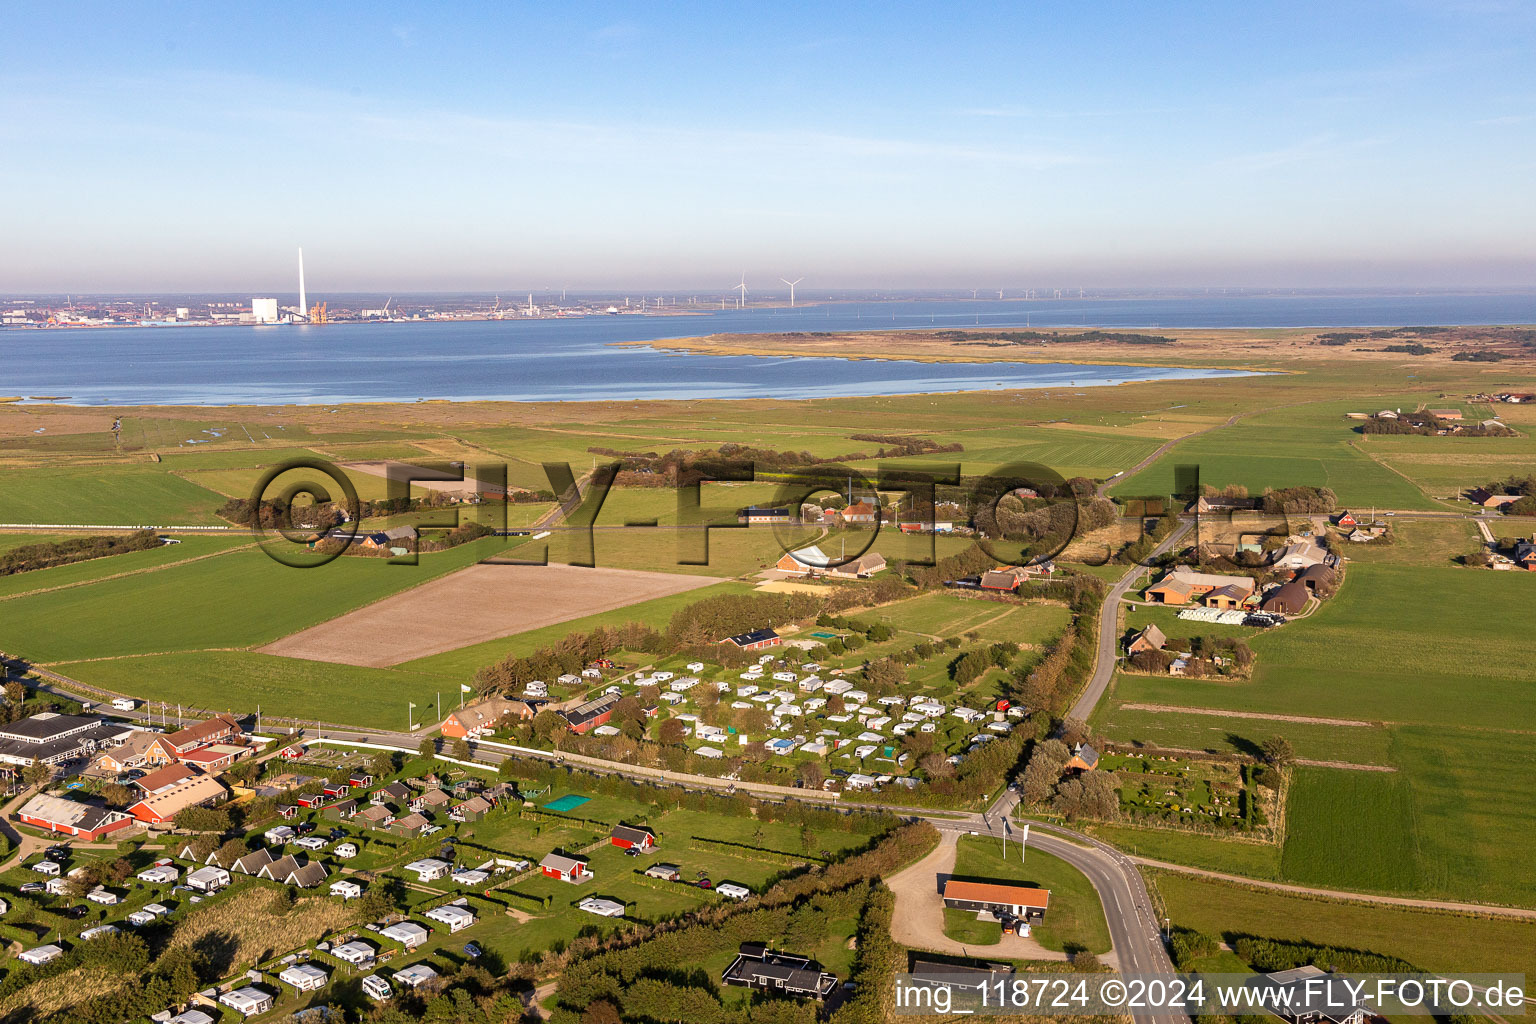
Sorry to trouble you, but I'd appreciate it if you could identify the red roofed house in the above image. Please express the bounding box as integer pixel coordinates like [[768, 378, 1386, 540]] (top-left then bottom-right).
[[841, 501, 879, 524], [165, 714, 242, 755], [942, 879, 1050, 922]]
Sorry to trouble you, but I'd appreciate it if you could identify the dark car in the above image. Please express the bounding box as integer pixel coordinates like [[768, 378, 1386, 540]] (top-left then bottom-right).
[[63, 905, 89, 919], [126, 769, 147, 779], [463, 942, 482, 959], [297, 821, 317, 834], [624, 847, 641, 857], [328, 828, 346, 840]]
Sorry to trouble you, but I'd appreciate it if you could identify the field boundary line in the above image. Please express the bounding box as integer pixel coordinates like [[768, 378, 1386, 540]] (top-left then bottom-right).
[[0, 541, 256, 602], [1117, 702, 1377, 728], [1139, 859, 1536, 920]]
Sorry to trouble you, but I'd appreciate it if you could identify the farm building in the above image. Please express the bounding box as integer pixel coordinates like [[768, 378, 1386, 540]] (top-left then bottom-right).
[[1272, 537, 1334, 572], [721, 628, 781, 651], [776, 546, 887, 579], [942, 880, 1051, 921], [15, 794, 133, 840], [610, 825, 656, 851], [1295, 563, 1337, 593], [1145, 568, 1256, 607], [1260, 580, 1310, 614], [540, 852, 592, 882], [440, 697, 537, 739], [722, 943, 839, 1000]]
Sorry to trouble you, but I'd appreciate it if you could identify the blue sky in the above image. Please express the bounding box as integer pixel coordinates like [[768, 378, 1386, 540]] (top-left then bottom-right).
[[3, 1, 1535, 291]]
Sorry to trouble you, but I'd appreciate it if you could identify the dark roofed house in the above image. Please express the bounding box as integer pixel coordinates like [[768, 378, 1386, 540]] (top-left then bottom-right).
[[560, 694, 619, 735], [720, 628, 781, 651], [1260, 580, 1309, 614], [1250, 966, 1368, 1024], [1064, 743, 1099, 772], [722, 944, 838, 1000]]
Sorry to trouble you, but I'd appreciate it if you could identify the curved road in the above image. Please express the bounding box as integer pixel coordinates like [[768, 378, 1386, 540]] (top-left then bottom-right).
[[1069, 520, 1192, 722]]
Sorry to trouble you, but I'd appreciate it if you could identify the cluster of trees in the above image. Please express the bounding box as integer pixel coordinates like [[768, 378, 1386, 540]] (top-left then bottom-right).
[[972, 491, 1113, 545], [1018, 735, 1120, 820], [947, 329, 1175, 347], [1259, 486, 1337, 514], [0, 530, 161, 577], [847, 433, 965, 457], [1128, 635, 1255, 677], [1382, 342, 1433, 355], [1114, 508, 1181, 565], [950, 641, 1020, 685], [1363, 412, 1510, 437], [1453, 349, 1510, 362]]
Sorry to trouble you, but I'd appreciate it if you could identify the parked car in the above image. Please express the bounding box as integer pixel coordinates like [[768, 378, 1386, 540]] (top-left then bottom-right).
[[64, 905, 89, 919], [697, 878, 712, 889], [463, 942, 482, 959], [19, 882, 45, 894]]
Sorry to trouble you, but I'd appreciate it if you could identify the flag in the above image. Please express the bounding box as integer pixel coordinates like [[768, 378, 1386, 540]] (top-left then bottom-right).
[[460, 684, 472, 693], [408, 702, 417, 709]]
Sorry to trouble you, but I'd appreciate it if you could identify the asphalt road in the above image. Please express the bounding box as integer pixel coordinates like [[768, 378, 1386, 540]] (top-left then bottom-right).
[[1069, 519, 1193, 722]]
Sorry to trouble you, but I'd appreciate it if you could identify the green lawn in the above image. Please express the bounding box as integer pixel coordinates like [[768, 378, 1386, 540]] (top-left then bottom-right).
[[0, 534, 254, 600], [1279, 767, 1422, 893], [56, 650, 463, 730], [0, 537, 506, 662], [943, 906, 1004, 945], [1085, 825, 1281, 879], [953, 836, 1112, 955], [1155, 871, 1536, 980], [0, 463, 233, 525]]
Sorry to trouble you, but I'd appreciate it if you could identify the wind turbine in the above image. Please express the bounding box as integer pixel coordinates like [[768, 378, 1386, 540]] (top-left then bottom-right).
[[779, 277, 803, 307], [735, 274, 748, 309]]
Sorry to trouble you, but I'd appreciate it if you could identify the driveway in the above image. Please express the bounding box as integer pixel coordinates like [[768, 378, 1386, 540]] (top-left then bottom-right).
[[885, 829, 1074, 962]]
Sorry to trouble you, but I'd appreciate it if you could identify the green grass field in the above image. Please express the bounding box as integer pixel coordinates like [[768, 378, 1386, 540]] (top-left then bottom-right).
[[1279, 768, 1422, 892], [1098, 562, 1536, 906], [1155, 871, 1536, 980], [56, 650, 461, 730], [0, 537, 505, 662], [0, 464, 232, 525], [0, 534, 253, 600]]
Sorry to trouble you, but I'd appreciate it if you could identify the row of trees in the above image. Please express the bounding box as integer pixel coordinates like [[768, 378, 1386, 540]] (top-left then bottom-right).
[[0, 530, 161, 577]]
